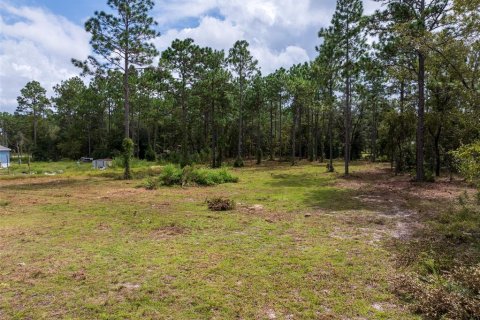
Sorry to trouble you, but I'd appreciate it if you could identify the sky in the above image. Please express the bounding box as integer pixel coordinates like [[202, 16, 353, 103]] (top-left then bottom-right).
[[0, 0, 381, 113]]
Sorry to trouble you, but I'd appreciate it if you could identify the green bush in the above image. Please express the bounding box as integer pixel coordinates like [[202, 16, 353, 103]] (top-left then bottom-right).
[[159, 164, 183, 186], [233, 157, 244, 168], [192, 168, 239, 186], [144, 177, 159, 190], [451, 141, 480, 185], [147, 165, 238, 188], [145, 145, 156, 162]]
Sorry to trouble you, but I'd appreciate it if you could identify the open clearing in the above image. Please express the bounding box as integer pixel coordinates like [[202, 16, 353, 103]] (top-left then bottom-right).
[[0, 161, 471, 319]]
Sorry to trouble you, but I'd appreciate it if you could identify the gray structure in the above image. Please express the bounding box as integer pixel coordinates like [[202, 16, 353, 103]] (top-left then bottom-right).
[[92, 159, 112, 169]]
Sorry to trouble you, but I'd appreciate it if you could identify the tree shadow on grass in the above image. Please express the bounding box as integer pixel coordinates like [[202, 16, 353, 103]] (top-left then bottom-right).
[[303, 187, 365, 211], [268, 172, 335, 188], [0, 179, 82, 191], [267, 172, 364, 211]]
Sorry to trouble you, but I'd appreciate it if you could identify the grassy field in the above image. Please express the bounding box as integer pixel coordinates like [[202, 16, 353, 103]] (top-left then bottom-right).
[[0, 160, 472, 319]]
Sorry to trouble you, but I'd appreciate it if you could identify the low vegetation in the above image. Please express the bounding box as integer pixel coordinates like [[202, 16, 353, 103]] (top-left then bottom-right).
[[206, 197, 236, 211], [146, 164, 239, 189], [393, 192, 480, 319], [391, 141, 480, 319]]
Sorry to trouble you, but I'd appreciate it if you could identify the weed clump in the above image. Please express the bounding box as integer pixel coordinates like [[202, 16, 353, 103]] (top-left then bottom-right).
[[206, 197, 236, 211]]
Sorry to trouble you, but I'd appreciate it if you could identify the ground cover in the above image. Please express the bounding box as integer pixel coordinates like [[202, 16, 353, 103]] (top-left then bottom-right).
[[0, 161, 473, 319]]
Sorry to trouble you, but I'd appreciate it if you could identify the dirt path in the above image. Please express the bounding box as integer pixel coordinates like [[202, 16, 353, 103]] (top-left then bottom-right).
[[334, 165, 471, 244]]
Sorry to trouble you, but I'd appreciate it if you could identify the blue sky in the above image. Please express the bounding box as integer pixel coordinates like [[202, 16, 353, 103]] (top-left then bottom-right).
[[8, 0, 108, 24], [0, 0, 380, 113]]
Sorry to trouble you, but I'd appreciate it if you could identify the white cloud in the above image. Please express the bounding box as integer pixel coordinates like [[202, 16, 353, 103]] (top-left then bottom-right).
[[155, 16, 244, 51], [0, 0, 382, 113], [0, 3, 90, 113]]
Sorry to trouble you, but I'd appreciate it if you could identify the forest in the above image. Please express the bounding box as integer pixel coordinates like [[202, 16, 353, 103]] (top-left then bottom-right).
[[0, 0, 477, 182], [0, 0, 479, 319]]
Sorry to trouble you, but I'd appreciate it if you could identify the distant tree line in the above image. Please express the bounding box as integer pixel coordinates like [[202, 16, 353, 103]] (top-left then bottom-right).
[[0, 0, 478, 181]]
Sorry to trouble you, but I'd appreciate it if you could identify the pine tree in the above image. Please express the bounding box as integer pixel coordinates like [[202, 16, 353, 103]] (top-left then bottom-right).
[[73, 0, 159, 141], [161, 38, 201, 166], [330, 0, 366, 176], [228, 40, 258, 167], [16, 81, 50, 148]]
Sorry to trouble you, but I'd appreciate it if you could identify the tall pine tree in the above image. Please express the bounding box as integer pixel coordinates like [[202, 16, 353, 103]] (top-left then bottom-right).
[[330, 0, 366, 176]]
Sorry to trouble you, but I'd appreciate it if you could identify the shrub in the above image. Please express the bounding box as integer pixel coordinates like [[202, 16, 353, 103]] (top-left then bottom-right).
[[149, 165, 238, 188], [145, 145, 156, 162], [233, 157, 244, 168], [158, 164, 182, 186], [193, 168, 239, 186], [451, 141, 480, 186], [206, 197, 236, 211], [144, 177, 159, 190]]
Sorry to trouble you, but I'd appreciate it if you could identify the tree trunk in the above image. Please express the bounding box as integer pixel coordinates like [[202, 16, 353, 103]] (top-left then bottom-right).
[[124, 57, 130, 139], [328, 107, 334, 172], [33, 109, 38, 147], [416, 51, 426, 181], [269, 101, 274, 160], [211, 97, 217, 168], [181, 82, 189, 165], [314, 110, 319, 162], [279, 98, 283, 159], [237, 80, 244, 165], [416, 0, 426, 182], [344, 22, 351, 176], [371, 101, 377, 162], [434, 126, 442, 177], [291, 101, 298, 165]]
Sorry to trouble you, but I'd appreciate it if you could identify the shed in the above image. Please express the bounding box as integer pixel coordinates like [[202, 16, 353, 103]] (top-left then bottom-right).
[[92, 159, 112, 169], [0, 145, 11, 168]]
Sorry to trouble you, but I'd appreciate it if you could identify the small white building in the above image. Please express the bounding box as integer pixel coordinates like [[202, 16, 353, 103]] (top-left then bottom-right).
[[0, 145, 11, 168], [92, 159, 112, 169]]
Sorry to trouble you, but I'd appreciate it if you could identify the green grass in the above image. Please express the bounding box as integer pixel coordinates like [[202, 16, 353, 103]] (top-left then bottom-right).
[[0, 159, 161, 180], [0, 160, 420, 319]]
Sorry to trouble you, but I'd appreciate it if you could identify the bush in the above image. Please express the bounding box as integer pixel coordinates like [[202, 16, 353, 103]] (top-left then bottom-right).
[[206, 197, 236, 211], [158, 164, 183, 186], [451, 141, 480, 186], [147, 165, 238, 188], [194, 168, 239, 186], [144, 177, 159, 190], [145, 145, 156, 162], [233, 157, 244, 168]]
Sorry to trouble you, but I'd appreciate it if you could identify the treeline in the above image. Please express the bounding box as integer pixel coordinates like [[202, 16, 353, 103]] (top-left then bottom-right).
[[0, 0, 478, 181]]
